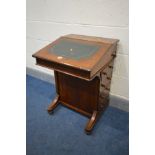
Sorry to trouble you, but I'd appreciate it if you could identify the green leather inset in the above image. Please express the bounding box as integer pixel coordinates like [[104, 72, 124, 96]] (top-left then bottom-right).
[[48, 39, 101, 60]]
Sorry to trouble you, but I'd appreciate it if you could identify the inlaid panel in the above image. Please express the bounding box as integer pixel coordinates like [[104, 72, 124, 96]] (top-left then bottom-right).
[[49, 38, 101, 60]]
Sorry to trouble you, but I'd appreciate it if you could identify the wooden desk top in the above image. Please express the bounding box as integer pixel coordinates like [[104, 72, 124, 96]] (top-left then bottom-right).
[[33, 34, 119, 80]]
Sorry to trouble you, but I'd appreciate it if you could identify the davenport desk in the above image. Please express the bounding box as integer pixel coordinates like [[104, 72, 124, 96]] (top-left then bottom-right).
[[32, 34, 119, 134]]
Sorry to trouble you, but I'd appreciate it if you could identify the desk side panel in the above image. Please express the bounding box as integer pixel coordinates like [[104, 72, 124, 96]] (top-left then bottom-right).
[[90, 43, 117, 78]]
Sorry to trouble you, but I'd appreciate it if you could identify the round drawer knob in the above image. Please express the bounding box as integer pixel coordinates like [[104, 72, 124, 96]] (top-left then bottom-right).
[[109, 66, 113, 69], [111, 54, 116, 58], [101, 84, 106, 88], [107, 77, 111, 80], [102, 72, 107, 75], [105, 87, 110, 91]]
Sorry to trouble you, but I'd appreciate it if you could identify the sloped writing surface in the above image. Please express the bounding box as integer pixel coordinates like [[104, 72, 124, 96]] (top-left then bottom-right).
[[48, 39, 101, 60]]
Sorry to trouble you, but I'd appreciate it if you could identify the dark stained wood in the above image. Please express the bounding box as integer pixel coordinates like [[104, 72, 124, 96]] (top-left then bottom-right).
[[32, 34, 119, 80], [35, 57, 90, 80], [85, 110, 99, 134], [60, 101, 92, 117], [47, 95, 60, 113], [32, 34, 119, 134], [57, 72, 100, 115]]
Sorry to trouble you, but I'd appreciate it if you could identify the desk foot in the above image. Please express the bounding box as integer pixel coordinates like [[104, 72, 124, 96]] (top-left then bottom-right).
[[85, 110, 100, 134], [47, 95, 60, 113]]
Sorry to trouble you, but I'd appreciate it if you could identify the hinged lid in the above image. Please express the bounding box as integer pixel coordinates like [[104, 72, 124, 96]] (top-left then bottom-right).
[[32, 34, 119, 80]]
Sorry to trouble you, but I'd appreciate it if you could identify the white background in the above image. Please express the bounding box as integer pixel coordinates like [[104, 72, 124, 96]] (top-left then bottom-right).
[[0, 0, 155, 155]]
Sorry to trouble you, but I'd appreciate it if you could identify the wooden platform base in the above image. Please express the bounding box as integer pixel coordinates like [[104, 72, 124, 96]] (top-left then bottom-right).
[[47, 95, 109, 134]]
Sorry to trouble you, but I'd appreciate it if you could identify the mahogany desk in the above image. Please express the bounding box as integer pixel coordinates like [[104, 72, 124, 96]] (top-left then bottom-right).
[[32, 34, 119, 134]]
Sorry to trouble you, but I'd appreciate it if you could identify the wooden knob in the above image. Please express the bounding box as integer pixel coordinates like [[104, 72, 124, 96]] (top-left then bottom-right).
[[101, 84, 106, 88], [102, 72, 107, 75], [105, 87, 110, 91], [107, 77, 111, 80], [111, 54, 116, 58], [109, 66, 113, 69]]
